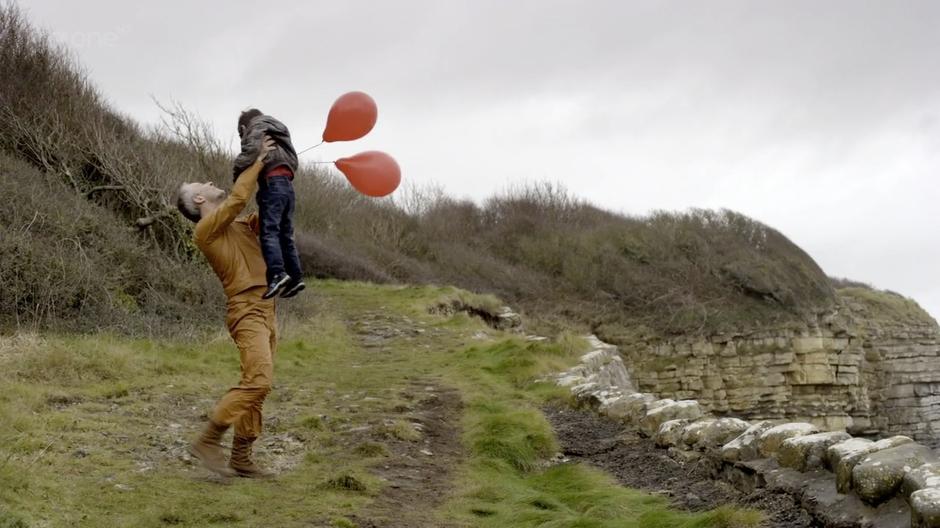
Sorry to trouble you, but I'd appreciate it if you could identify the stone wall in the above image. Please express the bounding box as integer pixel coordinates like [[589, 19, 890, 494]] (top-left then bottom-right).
[[615, 312, 940, 444], [555, 335, 940, 528]]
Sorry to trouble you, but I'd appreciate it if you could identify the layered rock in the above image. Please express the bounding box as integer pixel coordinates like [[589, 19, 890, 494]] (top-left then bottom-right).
[[614, 301, 940, 444], [555, 333, 940, 528]]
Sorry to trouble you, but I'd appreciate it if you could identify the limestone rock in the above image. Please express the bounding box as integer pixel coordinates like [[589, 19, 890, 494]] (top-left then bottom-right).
[[617, 318, 940, 445], [601, 393, 636, 420], [495, 307, 522, 330], [570, 381, 601, 400], [911, 488, 940, 528], [580, 387, 627, 410], [757, 423, 820, 458], [829, 436, 913, 494], [852, 442, 936, 505], [556, 373, 586, 387], [828, 437, 875, 492], [577, 345, 635, 391], [639, 400, 704, 437], [777, 431, 851, 472], [903, 463, 940, 497], [654, 419, 690, 448], [721, 420, 775, 462], [697, 417, 750, 452], [679, 418, 717, 449], [596, 393, 625, 415], [617, 393, 657, 425]]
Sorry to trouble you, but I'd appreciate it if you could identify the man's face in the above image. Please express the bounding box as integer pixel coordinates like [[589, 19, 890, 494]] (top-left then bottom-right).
[[184, 181, 226, 207]]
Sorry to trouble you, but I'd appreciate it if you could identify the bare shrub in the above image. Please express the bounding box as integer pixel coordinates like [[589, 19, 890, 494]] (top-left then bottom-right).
[[1, 2, 844, 338]]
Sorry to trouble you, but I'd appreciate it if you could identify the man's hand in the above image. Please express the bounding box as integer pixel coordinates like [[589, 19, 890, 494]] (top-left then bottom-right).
[[255, 135, 276, 164]]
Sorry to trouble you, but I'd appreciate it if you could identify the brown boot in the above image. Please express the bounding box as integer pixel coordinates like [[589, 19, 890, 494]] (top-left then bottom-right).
[[188, 421, 236, 478], [229, 436, 273, 478]]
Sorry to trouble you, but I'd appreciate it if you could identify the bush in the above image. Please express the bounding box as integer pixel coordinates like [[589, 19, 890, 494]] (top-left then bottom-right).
[[0, 154, 220, 333], [294, 174, 837, 336]]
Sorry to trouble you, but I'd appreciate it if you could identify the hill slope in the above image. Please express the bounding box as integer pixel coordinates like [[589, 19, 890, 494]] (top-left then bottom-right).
[[0, 280, 761, 528]]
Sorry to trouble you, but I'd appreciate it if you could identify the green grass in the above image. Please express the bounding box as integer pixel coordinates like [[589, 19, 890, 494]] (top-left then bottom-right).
[[437, 334, 762, 528], [0, 279, 761, 527], [837, 286, 937, 326]]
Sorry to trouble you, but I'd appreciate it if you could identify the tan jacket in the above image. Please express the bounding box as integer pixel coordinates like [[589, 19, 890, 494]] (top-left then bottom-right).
[[194, 159, 268, 299]]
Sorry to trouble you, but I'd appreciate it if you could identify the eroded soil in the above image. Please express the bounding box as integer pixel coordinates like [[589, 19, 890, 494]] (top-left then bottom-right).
[[544, 404, 818, 528], [347, 379, 463, 528]]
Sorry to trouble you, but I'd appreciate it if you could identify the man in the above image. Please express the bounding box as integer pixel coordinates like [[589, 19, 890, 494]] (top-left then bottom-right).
[[176, 136, 278, 478]]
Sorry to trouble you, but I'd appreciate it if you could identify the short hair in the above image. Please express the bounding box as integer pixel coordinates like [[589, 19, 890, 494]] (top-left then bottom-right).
[[238, 108, 263, 137], [176, 184, 201, 223]]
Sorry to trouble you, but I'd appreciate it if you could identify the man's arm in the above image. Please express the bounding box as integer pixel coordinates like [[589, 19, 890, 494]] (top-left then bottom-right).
[[195, 160, 263, 245], [195, 137, 275, 245]]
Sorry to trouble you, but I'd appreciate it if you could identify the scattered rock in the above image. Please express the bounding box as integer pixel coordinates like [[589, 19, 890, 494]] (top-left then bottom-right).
[[777, 431, 851, 472], [654, 419, 690, 448], [903, 463, 940, 498], [678, 418, 717, 449], [614, 393, 658, 424], [852, 442, 937, 505], [494, 307, 522, 330], [721, 420, 775, 462], [829, 436, 912, 493], [639, 400, 704, 436], [911, 488, 940, 528], [757, 423, 819, 458], [696, 417, 750, 451]]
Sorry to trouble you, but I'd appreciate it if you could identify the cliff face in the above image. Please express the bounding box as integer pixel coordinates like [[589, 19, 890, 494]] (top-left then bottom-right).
[[615, 289, 940, 444]]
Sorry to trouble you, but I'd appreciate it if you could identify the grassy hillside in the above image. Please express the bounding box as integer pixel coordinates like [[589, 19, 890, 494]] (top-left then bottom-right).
[[0, 2, 853, 339], [0, 280, 762, 528]]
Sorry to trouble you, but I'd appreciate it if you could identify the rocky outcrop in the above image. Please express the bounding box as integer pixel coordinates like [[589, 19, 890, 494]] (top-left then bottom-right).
[[778, 431, 851, 472], [610, 299, 940, 444], [852, 443, 938, 505], [555, 334, 940, 528]]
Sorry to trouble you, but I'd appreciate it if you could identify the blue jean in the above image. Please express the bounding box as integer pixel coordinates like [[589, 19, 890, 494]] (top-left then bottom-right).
[[256, 176, 302, 283]]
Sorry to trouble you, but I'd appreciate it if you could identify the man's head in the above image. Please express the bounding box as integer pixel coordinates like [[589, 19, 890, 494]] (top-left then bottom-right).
[[176, 181, 226, 223], [238, 108, 263, 139]]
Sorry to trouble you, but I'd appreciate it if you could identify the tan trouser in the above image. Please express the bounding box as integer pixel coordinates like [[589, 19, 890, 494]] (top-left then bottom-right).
[[209, 286, 277, 439]]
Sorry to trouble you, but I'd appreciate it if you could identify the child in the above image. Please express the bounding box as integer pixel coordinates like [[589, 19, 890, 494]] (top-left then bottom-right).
[[233, 108, 305, 299]]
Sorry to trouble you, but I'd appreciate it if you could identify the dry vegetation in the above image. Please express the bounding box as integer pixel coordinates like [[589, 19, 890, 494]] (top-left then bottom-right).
[[4, 2, 926, 339]]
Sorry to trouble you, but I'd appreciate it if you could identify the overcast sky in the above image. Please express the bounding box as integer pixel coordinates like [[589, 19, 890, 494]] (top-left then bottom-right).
[[22, 0, 940, 321]]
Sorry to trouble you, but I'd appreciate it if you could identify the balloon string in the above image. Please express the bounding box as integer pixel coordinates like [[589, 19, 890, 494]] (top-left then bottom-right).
[[297, 141, 324, 155]]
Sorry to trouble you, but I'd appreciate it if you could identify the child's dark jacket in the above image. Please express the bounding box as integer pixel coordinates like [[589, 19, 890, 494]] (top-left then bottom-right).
[[232, 115, 299, 182]]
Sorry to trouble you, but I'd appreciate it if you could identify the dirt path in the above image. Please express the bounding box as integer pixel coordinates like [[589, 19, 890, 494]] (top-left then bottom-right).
[[347, 379, 463, 528], [543, 404, 819, 528], [341, 309, 465, 528]]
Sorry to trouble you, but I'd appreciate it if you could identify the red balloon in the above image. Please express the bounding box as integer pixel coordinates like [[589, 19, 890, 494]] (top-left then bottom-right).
[[322, 91, 378, 142], [335, 151, 401, 197]]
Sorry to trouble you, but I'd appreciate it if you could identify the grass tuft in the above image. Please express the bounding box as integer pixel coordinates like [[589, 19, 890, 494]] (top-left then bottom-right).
[[331, 517, 357, 528], [353, 442, 389, 458], [378, 420, 421, 442], [321, 474, 369, 492]]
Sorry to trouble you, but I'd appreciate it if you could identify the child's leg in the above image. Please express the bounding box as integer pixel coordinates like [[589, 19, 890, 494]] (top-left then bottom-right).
[[278, 182, 303, 281], [257, 183, 288, 283]]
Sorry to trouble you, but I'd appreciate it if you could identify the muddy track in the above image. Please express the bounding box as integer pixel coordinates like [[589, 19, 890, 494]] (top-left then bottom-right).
[[349, 379, 463, 528], [544, 404, 819, 528]]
